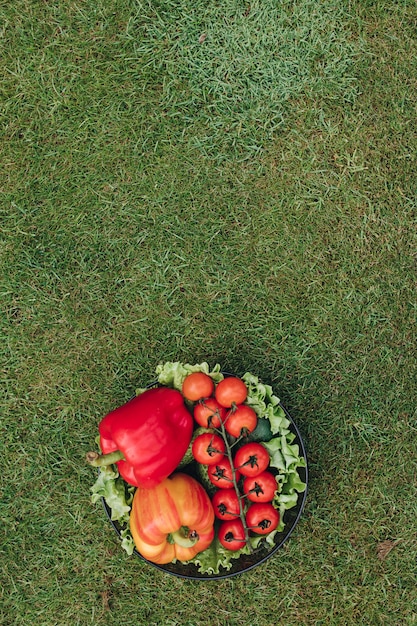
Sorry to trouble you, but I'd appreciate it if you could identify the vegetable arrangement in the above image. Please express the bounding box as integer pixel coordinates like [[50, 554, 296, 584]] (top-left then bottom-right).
[[88, 362, 307, 575]]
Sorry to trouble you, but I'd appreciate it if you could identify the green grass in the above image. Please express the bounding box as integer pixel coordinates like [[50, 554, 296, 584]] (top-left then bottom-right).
[[1, 0, 416, 624], [128, 0, 362, 159]]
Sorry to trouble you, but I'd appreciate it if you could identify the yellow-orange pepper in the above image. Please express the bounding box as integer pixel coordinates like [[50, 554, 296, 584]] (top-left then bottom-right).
[[130, 473, 215, 564]]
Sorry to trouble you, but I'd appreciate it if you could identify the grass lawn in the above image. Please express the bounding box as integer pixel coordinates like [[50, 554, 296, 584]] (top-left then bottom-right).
[[1, 0, 416, 624]]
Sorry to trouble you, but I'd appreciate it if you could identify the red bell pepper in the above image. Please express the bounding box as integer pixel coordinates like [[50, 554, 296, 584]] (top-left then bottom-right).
[[87, 387, 193, 489]]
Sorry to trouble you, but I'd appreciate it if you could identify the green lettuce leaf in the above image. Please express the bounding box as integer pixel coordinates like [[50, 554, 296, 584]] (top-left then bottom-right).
[[120, 527, 135, 556], [91, 466, 136, 555], [91, 466, 132, 524], [242, 372, 290, 433], [264, 435, 307, 472], [155, 361, 224, 391], [282, 468, 308, 494], [184, 530, 279, 575]]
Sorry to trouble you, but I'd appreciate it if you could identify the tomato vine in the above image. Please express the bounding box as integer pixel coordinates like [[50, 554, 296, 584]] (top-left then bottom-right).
[[210, 406, 254, 553]]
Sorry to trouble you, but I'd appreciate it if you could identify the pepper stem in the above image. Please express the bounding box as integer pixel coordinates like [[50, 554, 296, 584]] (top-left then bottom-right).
[[170, 527, 199, 548], [86, 449, 125, 467]]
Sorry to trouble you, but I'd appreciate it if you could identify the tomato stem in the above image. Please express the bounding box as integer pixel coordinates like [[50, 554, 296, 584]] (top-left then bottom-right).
[[217, 419, 253, 553], [229, 435, 244, 449], [223, 403, 237, 426]]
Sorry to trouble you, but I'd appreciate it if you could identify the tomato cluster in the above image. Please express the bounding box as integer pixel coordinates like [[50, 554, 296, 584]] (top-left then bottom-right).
[[181, 372, 280, 552], [183, 372, 257, 438]]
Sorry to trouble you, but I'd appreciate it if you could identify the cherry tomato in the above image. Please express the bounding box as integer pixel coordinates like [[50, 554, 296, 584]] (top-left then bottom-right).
[[182, 372, 214, 402], [218, 519, 247, 551], [243, 471, 278, 502], [215, 376, 247, 408], [234, 442, 270, 477], [194, 398, 227, 429], [211, 489, 241, 520], [224, 404, 258, 438], [246, 503, 280, 535], [207, 458, 240, 489], [192, 432, 226, 465]]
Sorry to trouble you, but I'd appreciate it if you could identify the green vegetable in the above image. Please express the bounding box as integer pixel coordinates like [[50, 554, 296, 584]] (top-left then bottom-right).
[[264, 435, 306, 472], [245, 416, 274, 442], [195, 461, 217, 497], [177, 444, 195, 469], [120, 528, 135, 556], [242, 372, 291, 434], [90, 466, 135, 555], [186, 528, 279, 575], [155, 361, 224, 390], [91, 466, 133, 523]]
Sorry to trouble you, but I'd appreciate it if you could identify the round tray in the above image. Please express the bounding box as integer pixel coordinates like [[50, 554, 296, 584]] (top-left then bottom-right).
[[101, 395, 308, 580]]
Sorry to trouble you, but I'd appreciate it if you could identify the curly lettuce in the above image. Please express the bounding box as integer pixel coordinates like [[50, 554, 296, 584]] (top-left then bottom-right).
[[242, 372, 291, 434], [184, 529, 279, 575], [155, 361, 224, 390], [90, 466, 135, 555]]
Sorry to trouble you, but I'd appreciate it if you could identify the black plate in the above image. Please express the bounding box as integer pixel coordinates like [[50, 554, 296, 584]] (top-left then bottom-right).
[[101, 394, 308, 580]]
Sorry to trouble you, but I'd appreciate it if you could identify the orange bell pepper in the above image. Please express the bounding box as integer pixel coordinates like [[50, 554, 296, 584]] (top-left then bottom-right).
[[130, 473, 215, 564]]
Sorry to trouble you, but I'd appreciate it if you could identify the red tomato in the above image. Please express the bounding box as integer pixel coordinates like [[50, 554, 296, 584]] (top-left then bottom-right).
[[246, 503, 280, 535], [218, 519, 247, 551], [211, 489, 241, 520], [192, 433, 226, 465], [224, 404, 258, 438], [182, 372, 214, 402], [207, 458, 240, 489], [234, 442, 270, 477], [194, 398, 227, 429], [215, 377, 247, 408], [243, 471, 278, 502]]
